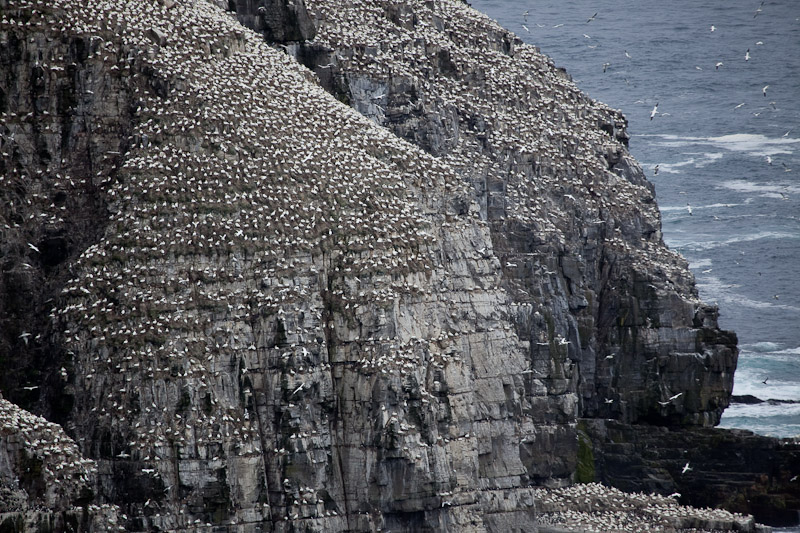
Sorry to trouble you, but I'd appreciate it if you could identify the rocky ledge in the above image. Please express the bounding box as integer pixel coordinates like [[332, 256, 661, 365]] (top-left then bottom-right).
[[0, 0, 797, 531]]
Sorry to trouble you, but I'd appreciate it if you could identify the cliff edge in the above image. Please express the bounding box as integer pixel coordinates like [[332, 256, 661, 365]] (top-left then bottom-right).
[[1, 0, 797, 531]]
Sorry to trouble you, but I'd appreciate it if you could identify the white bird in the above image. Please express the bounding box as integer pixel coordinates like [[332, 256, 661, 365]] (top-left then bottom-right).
[[587, 12, 598, 23], [19, 332, 31, 345], [650, 102, 659, 120], [745, 48, 750, 61], [687, 204, 693, 216], [734, 102, 745, 110], [715, 61, 723, 70], [710, 25, 716, 32], [521, 24, 529, 32], [669, 392, 684, 401], [624, 50, 632, 59], [27, 242, 40, 253], [762, 84, 769, 96], [682, 462, 692, 474]]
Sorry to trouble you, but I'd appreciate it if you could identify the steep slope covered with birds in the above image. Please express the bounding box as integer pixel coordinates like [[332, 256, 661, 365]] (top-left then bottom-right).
[[1, 0, 793, 531]]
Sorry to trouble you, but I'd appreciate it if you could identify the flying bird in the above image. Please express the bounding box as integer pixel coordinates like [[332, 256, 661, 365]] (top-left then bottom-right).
[[762, 84, 769, 96], [745, 48, 750, 61], [587, 12, 598, 23], [654, 164, 659, 175], [715, 61, 723, 69], [650, 102, 659, 120], [682, 462, 692, 474], [710, 25, 716, 32], [602, 62, 610, 72]]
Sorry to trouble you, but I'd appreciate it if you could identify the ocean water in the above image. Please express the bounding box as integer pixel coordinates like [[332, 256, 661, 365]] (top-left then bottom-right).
[[470, 0, 800, 438]]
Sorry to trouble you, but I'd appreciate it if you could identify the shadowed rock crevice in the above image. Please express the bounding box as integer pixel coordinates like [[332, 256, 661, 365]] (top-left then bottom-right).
[[0, 9, 137, 424]]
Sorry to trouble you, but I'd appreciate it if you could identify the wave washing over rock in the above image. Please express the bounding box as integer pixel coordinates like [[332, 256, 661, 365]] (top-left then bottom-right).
[[0, 0, 797, 531]]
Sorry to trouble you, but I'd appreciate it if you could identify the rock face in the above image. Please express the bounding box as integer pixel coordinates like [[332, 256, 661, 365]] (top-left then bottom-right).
[[0, 0, 794, 531], [289, 0, 739, 433], [0, 398, 122, 530], [225, 0, 316, 43], [581, 420, 800, 527]]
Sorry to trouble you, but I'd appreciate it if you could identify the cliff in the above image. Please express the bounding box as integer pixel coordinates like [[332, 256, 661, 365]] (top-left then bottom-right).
[[0, 0, 796, 531]]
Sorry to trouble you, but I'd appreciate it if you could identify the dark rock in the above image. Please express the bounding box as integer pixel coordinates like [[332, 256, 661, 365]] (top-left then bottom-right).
[[582, 418, 800, 527], [228, 0, 316, 43], [732, 394, 765, 404]]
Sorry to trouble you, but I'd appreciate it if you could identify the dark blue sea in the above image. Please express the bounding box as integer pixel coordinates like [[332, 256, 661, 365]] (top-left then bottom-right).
[[471, 0, 800, 440]]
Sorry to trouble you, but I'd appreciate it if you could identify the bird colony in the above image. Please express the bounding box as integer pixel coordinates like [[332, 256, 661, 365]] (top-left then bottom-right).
[[534, 483, 760, 533], [3, 0, 551, 530], [301, 1, 735, 428], [0, 398, 123, 529], [0, 0, 744, 531], [306, 0, 680, 271]]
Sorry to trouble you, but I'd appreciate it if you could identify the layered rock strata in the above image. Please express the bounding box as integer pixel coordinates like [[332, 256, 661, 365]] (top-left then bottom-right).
[[0, 0, 786, 531], [289, 0, 739, 434], [581, 420, 800, 528]]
